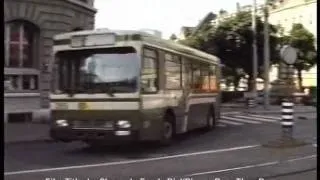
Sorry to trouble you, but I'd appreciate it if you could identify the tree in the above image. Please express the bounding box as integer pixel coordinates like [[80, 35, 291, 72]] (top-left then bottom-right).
[[183, 11, 281, 90], [282, 23, 317, 91], [219, 9, 227, 15], [169, 34, 178, 41]]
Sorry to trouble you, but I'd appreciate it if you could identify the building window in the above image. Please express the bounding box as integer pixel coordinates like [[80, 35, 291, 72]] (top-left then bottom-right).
[[4, 75, 38, 91], [165, 53, 182, 89], [5, 20, 38, 68], [141, 48, 158, 93]]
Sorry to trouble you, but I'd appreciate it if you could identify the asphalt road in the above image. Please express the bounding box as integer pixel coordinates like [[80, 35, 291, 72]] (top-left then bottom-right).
[[5, 111, 317, 180], [266, 169, 317, 180]]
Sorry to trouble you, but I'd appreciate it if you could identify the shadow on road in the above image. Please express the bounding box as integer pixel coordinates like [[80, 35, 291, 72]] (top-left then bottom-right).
[[63, 128, 223, 158]]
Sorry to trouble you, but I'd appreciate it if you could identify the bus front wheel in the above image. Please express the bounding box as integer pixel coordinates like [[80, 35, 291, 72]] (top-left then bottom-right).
[[160, 113, 175, 146]]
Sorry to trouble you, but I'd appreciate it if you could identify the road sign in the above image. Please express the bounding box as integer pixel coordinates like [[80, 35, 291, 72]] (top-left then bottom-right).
[[280, 45, 297, 65]]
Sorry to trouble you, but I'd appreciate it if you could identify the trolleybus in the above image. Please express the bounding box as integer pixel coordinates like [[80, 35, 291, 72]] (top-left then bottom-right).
[[50, 29, 221, 146]]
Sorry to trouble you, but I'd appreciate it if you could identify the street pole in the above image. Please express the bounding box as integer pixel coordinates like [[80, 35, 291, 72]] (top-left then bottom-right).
[[263, 0, 270, 109], [252, 0, 258, 104]]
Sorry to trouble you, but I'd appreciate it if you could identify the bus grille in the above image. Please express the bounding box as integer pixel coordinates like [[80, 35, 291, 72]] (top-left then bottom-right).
[[72, 120, 114, 129]]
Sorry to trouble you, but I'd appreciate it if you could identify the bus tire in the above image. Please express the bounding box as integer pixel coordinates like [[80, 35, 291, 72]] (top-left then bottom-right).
[[205, 106, 216, 131], [160, 112, 175, 146]]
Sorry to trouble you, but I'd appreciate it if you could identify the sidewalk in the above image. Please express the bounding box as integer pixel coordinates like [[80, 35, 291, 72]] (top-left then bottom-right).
[[4, 122, 53, 144]]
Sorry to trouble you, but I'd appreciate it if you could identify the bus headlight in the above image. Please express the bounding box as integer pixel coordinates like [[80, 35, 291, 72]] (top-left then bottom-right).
[[55, 119, 69, 127], [117, 120, 131, 128]]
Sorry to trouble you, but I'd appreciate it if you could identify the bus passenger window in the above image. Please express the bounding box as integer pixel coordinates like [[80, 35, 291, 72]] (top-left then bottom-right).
[[200, 66, 210, 92], [209, 65, 217, 92], [191, 64, 201, 92], [181, 59, 191, 88], [165, 53, 182, 89], [141, 49, 158, 93]]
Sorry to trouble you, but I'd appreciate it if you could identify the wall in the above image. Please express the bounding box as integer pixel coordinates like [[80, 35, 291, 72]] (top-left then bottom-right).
[[4, 0, 96, 122]]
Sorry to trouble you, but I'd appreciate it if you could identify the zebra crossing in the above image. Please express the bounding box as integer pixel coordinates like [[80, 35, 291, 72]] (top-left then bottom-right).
[[217, 113, 281, 127]]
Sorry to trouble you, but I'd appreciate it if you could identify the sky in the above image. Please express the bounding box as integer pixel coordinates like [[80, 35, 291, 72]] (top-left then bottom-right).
[[94, 0, 264, 39]]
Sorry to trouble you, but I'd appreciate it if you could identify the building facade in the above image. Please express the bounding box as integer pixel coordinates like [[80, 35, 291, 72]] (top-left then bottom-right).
[[268, 0, 317, 39], [4, 0, 97, 123], [268, 0, 317, 87]]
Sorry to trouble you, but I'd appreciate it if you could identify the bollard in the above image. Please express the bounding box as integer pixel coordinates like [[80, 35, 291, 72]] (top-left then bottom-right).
[[262, 98, 307, 148], [246, 98, 255, 114], [247, 98, 255, 108], [281, 99, 294, 139]]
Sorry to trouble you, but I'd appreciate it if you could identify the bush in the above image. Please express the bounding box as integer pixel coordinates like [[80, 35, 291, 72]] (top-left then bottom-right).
[[221, 91, 244, 103], [221, 90, 265, 103]]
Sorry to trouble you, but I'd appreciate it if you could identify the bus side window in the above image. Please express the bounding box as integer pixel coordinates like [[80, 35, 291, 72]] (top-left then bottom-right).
[[141, 48, 158, 93], [200, 65, 210, 92], [191, 63, 201, 92], [182, 57, 191, 89], [165, 53, 182, 89], [209, 65, 217, 92]]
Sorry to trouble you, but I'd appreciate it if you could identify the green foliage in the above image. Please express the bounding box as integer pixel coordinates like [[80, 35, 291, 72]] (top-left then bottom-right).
[[281, 23, 317, 90], [183, 11, 280, 80], [169, 34, 178, 41], [289, 23, 316, 71]]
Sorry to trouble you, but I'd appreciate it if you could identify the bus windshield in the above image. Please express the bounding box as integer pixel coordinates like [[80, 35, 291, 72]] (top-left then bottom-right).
[[55, 47, 140, 95]]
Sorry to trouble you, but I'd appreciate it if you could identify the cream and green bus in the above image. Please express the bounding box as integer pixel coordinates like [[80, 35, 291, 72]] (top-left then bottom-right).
[[50, 29, 221, 146]]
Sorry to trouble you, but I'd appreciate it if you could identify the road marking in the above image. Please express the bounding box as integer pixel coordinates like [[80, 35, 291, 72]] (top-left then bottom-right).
[[248, 114, 281, 120], [4, 144, 259, 176], [234, 115, 277, 123], [188, 154, 317, 176], [221, 111, 240, 115], [217, 123, 227, 127], [287, 154, 317, 162], [189, 161, 279, 176], [219, 119, 243, 126], [313, 144, 317, 147], [221, 116, 261, 124]]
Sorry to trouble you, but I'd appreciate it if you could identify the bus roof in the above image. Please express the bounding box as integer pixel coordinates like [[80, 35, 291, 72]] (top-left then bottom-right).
[[53, 29, 220, 64]]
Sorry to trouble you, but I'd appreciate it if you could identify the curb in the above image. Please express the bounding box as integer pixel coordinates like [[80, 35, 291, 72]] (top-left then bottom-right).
[[5, 138, 56, 145], [222, 106, 244, 108]]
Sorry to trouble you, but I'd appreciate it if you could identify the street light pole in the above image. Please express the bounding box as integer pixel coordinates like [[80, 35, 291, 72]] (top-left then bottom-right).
[[263, 0, 270, 109], [252, 0, 258, 102]]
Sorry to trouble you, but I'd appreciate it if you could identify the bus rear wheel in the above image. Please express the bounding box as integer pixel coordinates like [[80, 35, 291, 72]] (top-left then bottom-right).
[[205, 107, 216, 131]]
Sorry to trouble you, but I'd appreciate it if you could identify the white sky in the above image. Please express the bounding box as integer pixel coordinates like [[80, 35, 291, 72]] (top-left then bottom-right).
[[94, 0, 264, 39]]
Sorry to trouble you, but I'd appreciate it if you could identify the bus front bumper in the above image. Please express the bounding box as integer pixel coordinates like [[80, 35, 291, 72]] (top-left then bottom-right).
[[50, 128, 139, 143]]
